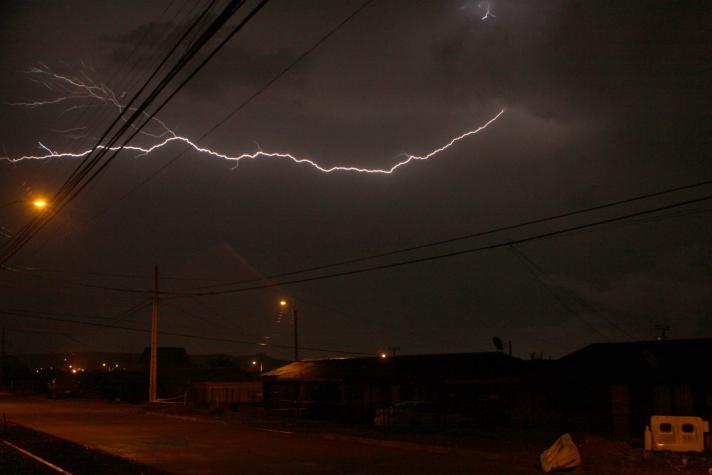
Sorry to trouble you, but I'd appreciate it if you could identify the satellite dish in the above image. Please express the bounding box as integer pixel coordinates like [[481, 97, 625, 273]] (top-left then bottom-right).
[[492, 336, 504, 352]]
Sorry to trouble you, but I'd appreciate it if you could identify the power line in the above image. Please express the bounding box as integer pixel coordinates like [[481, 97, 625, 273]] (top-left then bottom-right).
[[179, 179, 712, 292], [0, 0, 221, 262], [6, 188, 712, 298], [0, 307, 373, 356], [64, 0, 375, 235], [169, 192, 712, 296], [0, 0, 249, 264], [7, 177, 712, 295], [507, 244, 631, 339], [19, 1, 210, 262]]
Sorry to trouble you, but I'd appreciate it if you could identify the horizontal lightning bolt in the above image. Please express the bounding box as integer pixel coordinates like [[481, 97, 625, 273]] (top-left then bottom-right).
[[2, 65, 505, 175], [2, 110, 505, 174]]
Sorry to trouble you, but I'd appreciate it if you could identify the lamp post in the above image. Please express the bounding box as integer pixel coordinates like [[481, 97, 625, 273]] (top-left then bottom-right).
[[0, 197, 49, 384], [279, 299, 299, 362]]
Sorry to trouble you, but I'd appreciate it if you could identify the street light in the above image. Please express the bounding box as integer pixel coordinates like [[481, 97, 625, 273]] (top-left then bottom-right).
[[251, 359, 263, 372], [0, 198, 49, 212], [278, 299, 299, 362]]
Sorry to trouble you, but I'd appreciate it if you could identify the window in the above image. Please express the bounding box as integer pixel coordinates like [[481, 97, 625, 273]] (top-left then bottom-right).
[[659, 423, 672, 432], [682, 424, 695, 433]]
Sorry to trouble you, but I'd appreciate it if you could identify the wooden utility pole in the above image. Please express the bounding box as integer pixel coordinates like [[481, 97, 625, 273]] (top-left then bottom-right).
[[149, 264, 158, 403], [293, 308, 299, 362]]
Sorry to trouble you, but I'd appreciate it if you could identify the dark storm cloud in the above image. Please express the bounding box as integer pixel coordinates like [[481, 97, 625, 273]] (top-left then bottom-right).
[[104, 0, 711, 145], [431, 1, 711, 121], [1, 1, 711, 358], [107, 17, 299, 103]]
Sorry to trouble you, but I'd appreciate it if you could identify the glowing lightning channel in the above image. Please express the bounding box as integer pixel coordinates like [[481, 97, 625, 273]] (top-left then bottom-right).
[[2, 65, 506, 175], [2, 110, 505, 174], [7, 66, 175, 140], [479, 2, 496, 20]]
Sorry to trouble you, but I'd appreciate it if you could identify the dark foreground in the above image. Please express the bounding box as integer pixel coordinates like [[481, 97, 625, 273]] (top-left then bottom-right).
[[0, 395, 710, 474], [1, 424, 168, 474]]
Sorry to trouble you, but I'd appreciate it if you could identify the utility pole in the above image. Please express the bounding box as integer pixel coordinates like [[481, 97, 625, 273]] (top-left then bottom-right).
[[149, 264, 158, 403], [293, 308, 299, 362]]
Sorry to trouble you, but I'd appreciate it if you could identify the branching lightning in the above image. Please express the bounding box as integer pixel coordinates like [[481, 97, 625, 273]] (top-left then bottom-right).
[[2, 66, 505, 175], [479, 1, 496, 20], [6, 66, 175, 140]]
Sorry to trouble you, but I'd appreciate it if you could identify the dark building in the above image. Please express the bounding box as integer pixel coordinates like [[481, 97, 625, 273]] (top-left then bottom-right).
[[263, 352, 551, 424], [262, 339, 712, 441], [555, 338, 712, 440]]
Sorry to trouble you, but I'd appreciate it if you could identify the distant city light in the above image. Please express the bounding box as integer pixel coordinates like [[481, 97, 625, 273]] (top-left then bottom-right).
[[380, 353, 387, 359]]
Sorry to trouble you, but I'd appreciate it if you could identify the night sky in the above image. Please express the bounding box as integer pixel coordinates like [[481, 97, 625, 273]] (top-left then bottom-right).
[[1, 0, 710, 360]]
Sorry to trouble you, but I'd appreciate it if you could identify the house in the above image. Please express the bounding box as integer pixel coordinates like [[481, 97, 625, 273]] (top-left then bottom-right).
[[261, 339, 712, 441], [263, 352, 551, 424], [555, 338, 712, 440]]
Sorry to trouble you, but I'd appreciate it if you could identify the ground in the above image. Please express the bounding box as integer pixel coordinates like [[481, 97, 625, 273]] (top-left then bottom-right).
[[0, 394, 710, 474]]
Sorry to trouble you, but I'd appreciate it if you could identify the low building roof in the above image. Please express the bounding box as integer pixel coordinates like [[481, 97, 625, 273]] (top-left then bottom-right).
[[558, 338, 712, 381], [264, 352, 545, 384]]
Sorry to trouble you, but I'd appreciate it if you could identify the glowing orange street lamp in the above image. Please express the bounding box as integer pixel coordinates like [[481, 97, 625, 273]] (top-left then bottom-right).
[[1, 198, 49, 211]]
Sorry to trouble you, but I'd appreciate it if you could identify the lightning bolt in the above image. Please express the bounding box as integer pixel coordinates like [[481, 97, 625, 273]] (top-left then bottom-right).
[[7, 66, 175, 140], [2, 66, 506, 175], [479, 1, 496, 20]]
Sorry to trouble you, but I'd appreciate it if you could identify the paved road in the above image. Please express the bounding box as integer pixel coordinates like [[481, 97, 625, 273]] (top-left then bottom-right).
[[0, 395, 537, 475]]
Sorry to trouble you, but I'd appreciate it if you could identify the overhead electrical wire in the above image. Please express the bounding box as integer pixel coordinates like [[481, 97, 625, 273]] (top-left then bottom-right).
[[4, 187, 712, 298], [170, 192, 712, 296], [178, 179, 712, 292], [507, 244, 633, 340], [0, 0, 224, 263], [6, 176, 712, 296], [0, 307, 373, 356], [51, 0, 375, 238], [0, 0, 266, 265], [5, 0, 241, 260]]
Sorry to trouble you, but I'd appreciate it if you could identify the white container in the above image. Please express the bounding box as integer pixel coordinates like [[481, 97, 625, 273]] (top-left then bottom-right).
[[649, 415, 709, 453]]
